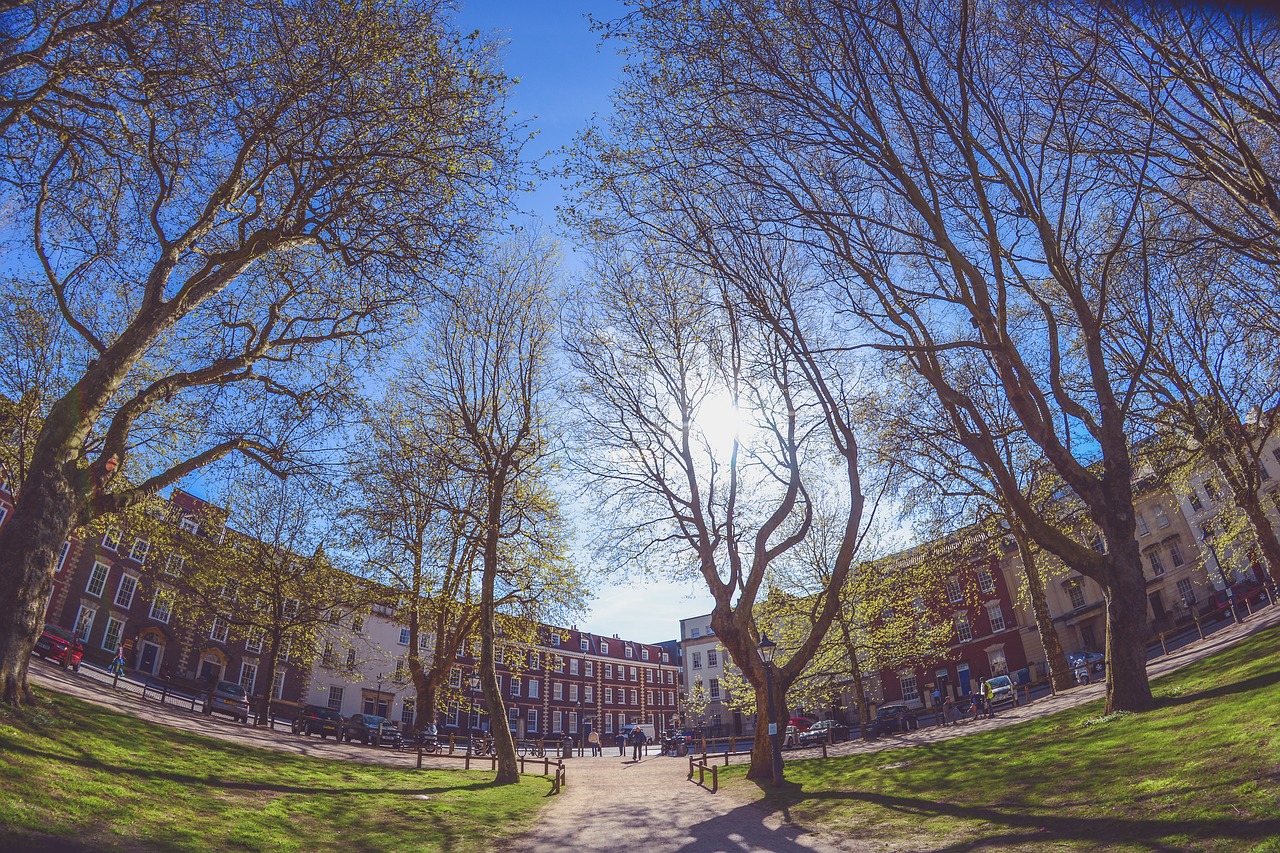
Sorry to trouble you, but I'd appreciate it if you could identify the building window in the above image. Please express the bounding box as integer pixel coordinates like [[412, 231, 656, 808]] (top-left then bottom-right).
[[529, 679, 540, 699], [495, 647, 504, 664], [692, 651, 702, 669], [1136, 512, 1150, 536], [271, 670, 286, 700], [604, 687, 614, 704], [164, 554, 184, 576], [946, 577, 963, 603], [955, 612, 972, 643], [103, 528, 121, 551], [986, 602, 1006, 633], [209, 616, 228, 643], [666, 671, 673, 684], [345, 648, 356, 669], [351, 615, 363, 634], [86, 562, 109, 598], [450, 667, 462, 688], [149, 590, 174, 623], [322, 643, 335, 667], [625, 646, 634, 659], [551, 634, 561, 646], [129, 538, 150, 564], [179, 515, 200, 534], [1147, 550, 1166, 576], [1188, 490, 1204, 512], [529, 651, 539, 669], [283, 599, 299, 619], [709, 679, 721, 700], [604, 714, 613, 733], [569, 712, 578, 733], [55, 541, 71, 573], [554, 682, 564, 700], [1203, 478, 1220, 502], [691, 628, 700, 638], [327, 686, 344, 712], [600, 641, 609, 655], [580, 637, 589, 651], [585, 660, 594, 677], [402, 698, 416, 728], [569, 684, 579, 702], [629, 689, 638, 705], [900, 671, 919, 702], [978, 568, 996, 594], [74, 605, 96, 642], [246, 628, 264, 653], [114, 574, 138, 609], [102, 616, 124, 652], [510, 678, 521, 697], [527, 708, 539, 734], [239, 662, 257, 695], [570, 658, 579, 675], [1168, 541, 1185, 567], [1064, 579, 1086, 610], [399, 628, 411, 646], [393, 657, 406, 682], [585, 685, 594, 702], [629, 666, 638, 681], [509, 707, 520, 731], [641, 648, 650, 661], [707, 649, 718, 667], [604, 663, 613, 679], [1176, 577, 1197, 606], [1154, 505, 1171, 528]]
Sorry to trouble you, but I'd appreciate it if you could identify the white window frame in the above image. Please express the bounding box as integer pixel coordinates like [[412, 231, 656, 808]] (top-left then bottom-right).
[[114, 574, 138, 609], [986, 601, 1006, 633], [946, 577, 963, 603], [129, 538, 150, 564], [74, 605, 96, 642], [600, 641, 609, 655], [900, 671, 919, 702], [86, 561, 110, 598], [209, 615, 229, 643], [179, 515, 200, 534], [239, 662, 257, 695], [149, 589, 174, 624], [978, 568, 996, 595], [553, 682, 563, 700], [707, 649, 718, 667], [246, 628, 264, 654], [709, 678, 720, 700], [399, 628, 411, 646], [327, 686, 344, 712], [580, 637, 589, 651], [103, 528, 121, 551], [529, 678, 540, 699], [102, 616, 125, 653], [1136, 512, 1150, 536], [55, 541, 72, 573], [955, 612, 973, 643], [641, 648, 650, 661], [527, 708, 539, 733]]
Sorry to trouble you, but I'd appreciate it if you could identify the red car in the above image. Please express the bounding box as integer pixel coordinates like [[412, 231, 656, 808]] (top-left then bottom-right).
[[33, 623, 84, 670], [788, 716, 815, 731]]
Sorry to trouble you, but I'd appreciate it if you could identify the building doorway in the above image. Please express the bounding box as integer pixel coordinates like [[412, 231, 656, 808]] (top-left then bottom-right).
[[138, 640, 162, 676]]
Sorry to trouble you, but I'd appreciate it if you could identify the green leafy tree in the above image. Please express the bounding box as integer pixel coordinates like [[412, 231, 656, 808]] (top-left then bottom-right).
[[0, 0, 520, 705]]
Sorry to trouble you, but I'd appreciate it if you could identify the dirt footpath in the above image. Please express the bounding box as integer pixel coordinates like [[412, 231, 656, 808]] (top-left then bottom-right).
[[27, 603, 1280, 853]]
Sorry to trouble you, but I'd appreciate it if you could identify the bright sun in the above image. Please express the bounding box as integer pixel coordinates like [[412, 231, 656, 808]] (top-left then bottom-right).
[[692, 391, 742, 451]]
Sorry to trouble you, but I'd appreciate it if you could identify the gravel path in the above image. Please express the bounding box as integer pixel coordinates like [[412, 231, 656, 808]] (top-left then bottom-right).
[[25, 603, 1280, 853]]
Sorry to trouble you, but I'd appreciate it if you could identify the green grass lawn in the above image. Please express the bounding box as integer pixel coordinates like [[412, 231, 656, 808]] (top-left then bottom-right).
[[722, 625, 1280, 852], [0, 690, 549, 852]]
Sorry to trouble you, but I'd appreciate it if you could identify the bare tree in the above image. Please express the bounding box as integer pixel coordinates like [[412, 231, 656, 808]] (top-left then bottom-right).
[[563, 242, 868, 783], [415, 230, 575, 785], [577, 0, 1163, 712], [0, 0, 521, 705]]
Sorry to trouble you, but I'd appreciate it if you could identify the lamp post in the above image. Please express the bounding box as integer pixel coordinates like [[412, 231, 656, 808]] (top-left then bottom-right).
[[375, 673, 384, 716], [576, 700, 583, 756], [756, 633, 783, 786], [1200, 528, 1240, 624], [467, 671, 481, 754]]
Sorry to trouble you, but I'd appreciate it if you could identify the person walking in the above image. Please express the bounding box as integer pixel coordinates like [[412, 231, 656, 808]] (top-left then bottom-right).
[[629, 726, 645, 761], [615, 729, 626, 756], [588, 729, 601, 757], [981, 677, 995, 719]]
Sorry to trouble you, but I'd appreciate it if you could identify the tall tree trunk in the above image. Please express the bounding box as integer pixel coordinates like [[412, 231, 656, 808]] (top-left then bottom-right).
[[1012, 527, 1074, 692], [480, 476, 518, 784], [1099, 520, 1154, 712], [1239, 498, 1280, 590], [0, 457, 82, 705]]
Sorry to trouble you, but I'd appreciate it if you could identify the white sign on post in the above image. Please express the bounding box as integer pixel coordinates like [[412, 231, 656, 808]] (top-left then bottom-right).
[[768, 723, 777, 735]]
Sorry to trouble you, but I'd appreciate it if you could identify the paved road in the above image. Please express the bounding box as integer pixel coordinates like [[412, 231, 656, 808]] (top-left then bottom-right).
[[26, 602, 1280, 853]]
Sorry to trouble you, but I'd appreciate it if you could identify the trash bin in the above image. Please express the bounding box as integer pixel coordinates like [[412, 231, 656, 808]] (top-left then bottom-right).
[[561, 737, 573, 759], [676, 741, 688, 757]]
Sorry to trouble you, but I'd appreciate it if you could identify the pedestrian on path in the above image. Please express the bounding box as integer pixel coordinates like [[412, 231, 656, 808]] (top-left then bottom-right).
[[615, 730, 626, 755], [629, 726, 645, 761], [110, 644, 126, 677], [981, 678, 995, 718], [588, 729, 601, 756]]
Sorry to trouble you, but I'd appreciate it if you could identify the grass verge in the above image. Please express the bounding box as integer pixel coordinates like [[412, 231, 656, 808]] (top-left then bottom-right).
[[722, 624, 1280, 852], [0, 690, 548, 852]]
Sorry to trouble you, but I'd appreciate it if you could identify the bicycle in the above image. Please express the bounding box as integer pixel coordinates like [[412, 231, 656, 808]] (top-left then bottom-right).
[[517, 739, 546, 758]]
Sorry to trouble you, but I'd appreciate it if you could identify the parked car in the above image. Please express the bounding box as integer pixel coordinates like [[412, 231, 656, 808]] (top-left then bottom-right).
[[788, 716, 815, 731], [1065, 650, 1105, 675], [403, 724, 441, 753], [343, 714, 403, 747], [985, 675, 1016, 709], [291, 704, 344, 739], [202, 680, 250, 723], [867, 704, 919, 737], [797, 719, 850, 746], [1206, 581, 1270, 615], [33, 623, 84, 670]]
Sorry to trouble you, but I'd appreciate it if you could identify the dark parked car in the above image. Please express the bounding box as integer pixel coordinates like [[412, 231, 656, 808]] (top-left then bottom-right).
[[1066, 650, 1105, 675], [868, 704, 919, 737], [343, 714, 403, 747], [33, 623, 84, 670], [797, 719, 850, 746], [202, 680, 249, 723], [292, 704, 344, 739]]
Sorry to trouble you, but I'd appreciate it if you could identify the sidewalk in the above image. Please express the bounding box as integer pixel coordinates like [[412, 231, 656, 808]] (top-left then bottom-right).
[[27, 602, 1280, 853]]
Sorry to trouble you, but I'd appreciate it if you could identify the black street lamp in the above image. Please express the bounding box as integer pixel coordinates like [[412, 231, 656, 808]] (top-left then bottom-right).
[[576, 700, 583, 756], [375, 673, 384, 716], [467, 671, 481, 752], [1200, 528, 1240, 624], [756, 633, 783, 786]]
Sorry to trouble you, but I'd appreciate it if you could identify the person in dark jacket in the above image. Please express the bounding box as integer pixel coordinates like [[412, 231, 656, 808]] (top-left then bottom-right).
[[615, 729, 626, 756], [629, 726, 646, 761]]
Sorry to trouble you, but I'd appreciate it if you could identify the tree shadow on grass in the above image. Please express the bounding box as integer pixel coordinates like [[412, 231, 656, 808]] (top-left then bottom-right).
[[0, 737, 505, 797], [757, 783, 1280, 851], [1148, 666, 1280, 709]]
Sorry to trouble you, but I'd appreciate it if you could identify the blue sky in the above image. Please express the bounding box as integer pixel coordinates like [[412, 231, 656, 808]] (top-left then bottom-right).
[[454, 0, 719, 643]]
